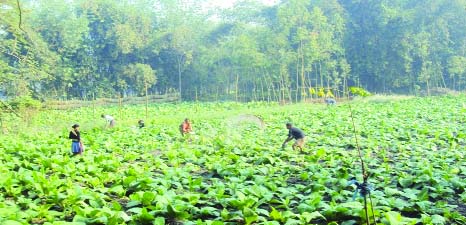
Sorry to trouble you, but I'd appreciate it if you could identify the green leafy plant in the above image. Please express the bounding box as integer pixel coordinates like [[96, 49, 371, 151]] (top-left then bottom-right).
[[0, 97, 465, 224]]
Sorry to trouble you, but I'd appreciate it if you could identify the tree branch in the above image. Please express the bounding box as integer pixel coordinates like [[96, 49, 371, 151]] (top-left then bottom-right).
[[16, 0, 25, 32]]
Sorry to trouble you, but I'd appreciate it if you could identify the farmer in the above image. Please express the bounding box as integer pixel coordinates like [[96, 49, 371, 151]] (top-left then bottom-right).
[[101, 114, 116, 128], [138, 119, 145, 128], [69, 124, 83, 155], [325, 98, 337, 106], [282, 123, 306, 151], [179, 118, 192, 136]]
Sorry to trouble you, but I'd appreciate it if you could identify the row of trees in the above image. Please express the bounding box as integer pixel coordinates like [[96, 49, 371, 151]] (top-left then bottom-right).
[[1, 0, 465, 101]]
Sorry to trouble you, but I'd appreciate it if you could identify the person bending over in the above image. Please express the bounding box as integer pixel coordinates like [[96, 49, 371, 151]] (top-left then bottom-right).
[[282, 123, 306, 151], [180, 118, 192, 136], [138, 119, 145, 128], [325, 98, 336, 106], [101, 114, 116, 128]]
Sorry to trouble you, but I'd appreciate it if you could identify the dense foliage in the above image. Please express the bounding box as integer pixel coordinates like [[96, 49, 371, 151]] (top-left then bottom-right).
[[1, 0, 466, 101], [0, 96, 465, 224]]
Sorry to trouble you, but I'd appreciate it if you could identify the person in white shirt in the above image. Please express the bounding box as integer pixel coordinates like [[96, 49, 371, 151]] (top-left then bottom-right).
[[101, 114, 116, 128]]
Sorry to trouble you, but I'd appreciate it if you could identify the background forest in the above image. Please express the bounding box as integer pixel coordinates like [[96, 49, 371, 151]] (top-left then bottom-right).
[[1, 0, 466, 102]]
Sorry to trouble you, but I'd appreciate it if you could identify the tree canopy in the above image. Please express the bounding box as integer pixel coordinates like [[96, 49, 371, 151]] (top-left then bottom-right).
[[1, 0, 465, 101]]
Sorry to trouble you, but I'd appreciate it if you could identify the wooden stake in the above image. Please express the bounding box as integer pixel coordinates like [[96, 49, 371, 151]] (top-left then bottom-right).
[[235, 74, 239, 102], [92, 92, 95, 117], [119, 94, 122, 121], [145, 82, 148, 120]]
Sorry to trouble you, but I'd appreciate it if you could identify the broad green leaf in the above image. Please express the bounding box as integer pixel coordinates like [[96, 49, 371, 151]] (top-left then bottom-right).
[[90, 216, 108, 224], [243, 207, 258, 225], [300, 211, 325, 223], [126, 200, 141, 208], [109, 185, 125, 196], [316, 148, 326, 158], [284, 219, 301, 225], [72, 215, 90, 223], [127, 207, 142, 214], [153, 217, 165, 225], [431, 215, 446, 225], [270, 207, 283, 222], [341, 220, 358, 225], [399, 178, 413, 188], [200, 207, 220, 216], [139, 207, 155, 222], [385, 211, 402, 225], [118, 211, 131, 222], [2, 221, 23, 225], [262, 222, 280, 225]]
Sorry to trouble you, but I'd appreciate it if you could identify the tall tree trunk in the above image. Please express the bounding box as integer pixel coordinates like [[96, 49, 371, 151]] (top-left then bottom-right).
[[235, 73, 239, 102], [440, 72, 447, 89], [279, 70, 284, 102], [327, 72, 330, 97], [426, 78, 430, 96], [118, 94, 122, 121], [314, 63, 318, 99], [295, 58, 299, 103], [307, 70, 313, 100], [145, 82, 148, 120], [300, 42, 306, 102], [260, 74, 265, 102], [177, 55, 183, 102], [227, 73, 231, 98], [92, 92, 96, 117], [319, 61, 323, 97], [343, 75, 349, 99]]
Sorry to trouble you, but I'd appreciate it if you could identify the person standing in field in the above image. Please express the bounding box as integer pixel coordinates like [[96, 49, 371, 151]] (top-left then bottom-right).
[[180, 118, 192, 136], [101, 114, 116, 128], [282, 123, 306, 151], [69, 124, 83, 155]]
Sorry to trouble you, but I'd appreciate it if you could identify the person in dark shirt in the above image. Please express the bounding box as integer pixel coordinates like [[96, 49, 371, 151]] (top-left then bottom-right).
[[138, 119, 145, 128], [282, 123, 306, 151], [69, 124, 83, 155]]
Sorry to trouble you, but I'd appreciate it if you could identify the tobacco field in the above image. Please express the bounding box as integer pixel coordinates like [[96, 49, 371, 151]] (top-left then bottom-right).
[[0, 96, 466, 225]]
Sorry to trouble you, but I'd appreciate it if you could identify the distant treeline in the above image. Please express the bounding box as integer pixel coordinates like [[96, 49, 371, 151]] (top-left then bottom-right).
[[1, 0, 465, 102]]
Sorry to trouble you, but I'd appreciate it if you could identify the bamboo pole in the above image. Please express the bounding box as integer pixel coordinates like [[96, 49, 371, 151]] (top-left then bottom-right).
[[92, 92, 95, 117], [145, 82, 148, 121], [300, 42, 306, 102], [119, 94, 122, 121], [235, 74, 239, 102]]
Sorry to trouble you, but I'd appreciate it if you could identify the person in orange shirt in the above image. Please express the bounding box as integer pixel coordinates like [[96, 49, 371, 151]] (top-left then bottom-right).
[[180, 118, 192, 136]]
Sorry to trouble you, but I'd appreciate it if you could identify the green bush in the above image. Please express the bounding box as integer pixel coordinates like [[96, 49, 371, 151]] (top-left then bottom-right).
[[349, 86, 372, 97], [8, 95, 42, 109]]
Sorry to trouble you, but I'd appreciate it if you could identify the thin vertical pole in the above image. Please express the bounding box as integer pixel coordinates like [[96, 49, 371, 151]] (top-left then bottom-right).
[[92, 92, 95, 118], [145, 82, 148, 121], [119, 94, 122, 121]]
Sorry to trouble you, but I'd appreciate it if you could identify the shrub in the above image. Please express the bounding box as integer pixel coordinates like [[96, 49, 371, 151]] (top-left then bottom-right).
[[349, 87, 371, 97], [8, 95, 42, 109]]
